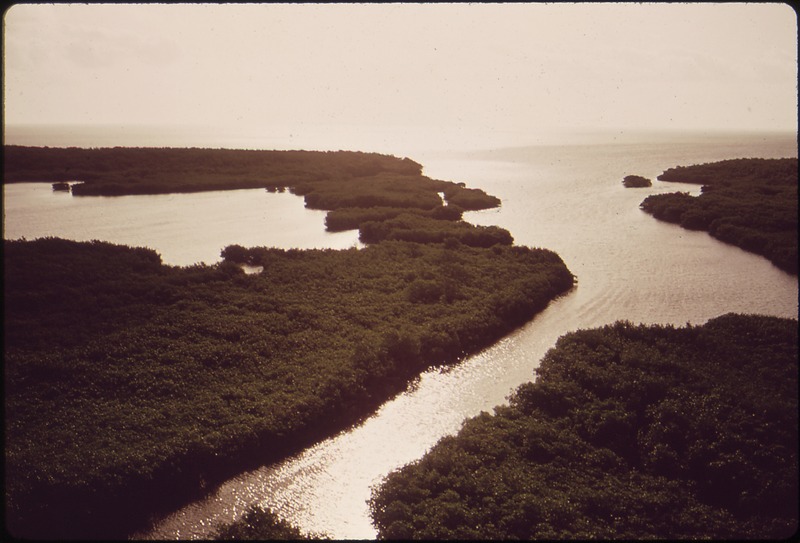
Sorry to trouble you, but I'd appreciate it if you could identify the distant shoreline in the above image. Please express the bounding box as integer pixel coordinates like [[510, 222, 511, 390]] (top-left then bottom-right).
[[4, 124, 797, 154]]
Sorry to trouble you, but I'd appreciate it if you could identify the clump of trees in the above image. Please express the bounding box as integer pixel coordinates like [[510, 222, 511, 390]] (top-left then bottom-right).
[[370, 314, 798, 540], [358, 214, 513, 247], [213, 506, 325, 540], [325, 206, 463, 232], [622, 175, 652, 188], [441, 184, 501, 210], [640, 158, 797, 273]]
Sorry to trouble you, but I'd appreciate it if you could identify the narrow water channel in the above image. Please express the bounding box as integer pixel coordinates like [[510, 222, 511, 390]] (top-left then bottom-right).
[[137, 135, 798, 539]]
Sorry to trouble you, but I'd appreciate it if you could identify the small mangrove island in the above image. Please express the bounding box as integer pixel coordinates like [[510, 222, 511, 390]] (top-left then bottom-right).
[[369, 314, 798, 540], [639, 157, 797, 274], [3, 146, 574, 539], [622, 174, 652, 188]]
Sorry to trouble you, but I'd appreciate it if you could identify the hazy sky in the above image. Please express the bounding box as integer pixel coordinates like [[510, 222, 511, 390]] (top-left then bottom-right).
[[3, 3, 798, 144]]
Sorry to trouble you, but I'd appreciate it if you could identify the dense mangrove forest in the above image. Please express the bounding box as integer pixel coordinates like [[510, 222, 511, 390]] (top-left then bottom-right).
[[640, 157, 797, 273], [3, 146, 574, 539], [3, 145, 498, 210], [369, 314, 798, 540]]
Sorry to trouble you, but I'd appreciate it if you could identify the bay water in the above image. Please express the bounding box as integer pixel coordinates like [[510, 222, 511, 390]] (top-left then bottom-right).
[[3, 128, 797, 539]]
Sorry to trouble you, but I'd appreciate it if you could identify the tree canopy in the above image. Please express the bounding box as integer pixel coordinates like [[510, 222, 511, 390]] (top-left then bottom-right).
[[622, 174, 652, 188], [213, 506, 325, 540], [370, 314, 798, 540], [3, 148, 573, 539]]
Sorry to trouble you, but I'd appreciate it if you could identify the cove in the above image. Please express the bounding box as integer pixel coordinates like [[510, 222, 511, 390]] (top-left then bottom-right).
[[2, 183, 361, 267]]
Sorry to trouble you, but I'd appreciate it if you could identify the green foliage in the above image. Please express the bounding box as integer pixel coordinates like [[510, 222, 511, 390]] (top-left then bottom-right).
[[4, 145, 502, 247], [2, 146, 423, 195], [441, 185, 501, 210], [213, 506, 325, 540], [3, 145, 540, 538], [325, 206, 463, 232], [370, 314, 798, 540], [4, 237, 573, 539], [640, 158, 798, 273], [359, 213, 513, 247], [296, 172, 444, 211]]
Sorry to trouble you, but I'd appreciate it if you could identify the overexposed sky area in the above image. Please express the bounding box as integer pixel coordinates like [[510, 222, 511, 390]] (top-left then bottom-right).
[[3, 3, 798, 142]]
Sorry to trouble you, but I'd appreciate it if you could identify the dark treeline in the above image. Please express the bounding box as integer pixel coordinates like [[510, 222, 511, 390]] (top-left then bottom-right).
[[3, 144, 499, 212], [358, 214, 514, 247], [3, 145, 423, 194], [369, 314, 798, 539], [622, 174, 652, 188], [293, 171, 499, 214], [213, 506, 325, 540], [4, 145, 503, 246], [640, 157, 797, 273], [325, 205, 463, 232], [4, 236, 574, 539]]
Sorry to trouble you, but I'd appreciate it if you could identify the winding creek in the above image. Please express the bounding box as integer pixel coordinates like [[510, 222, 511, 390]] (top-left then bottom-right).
[[4, 133, 797, 539]]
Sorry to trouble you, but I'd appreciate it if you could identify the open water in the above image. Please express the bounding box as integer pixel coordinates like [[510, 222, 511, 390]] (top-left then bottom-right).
[[3, 127, 797, 539]]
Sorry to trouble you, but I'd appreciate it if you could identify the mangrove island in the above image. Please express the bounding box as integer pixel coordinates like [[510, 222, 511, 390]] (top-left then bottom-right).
[[3, 145, 574, 539], [622, 174, 652, 188], [639, 157, 797, 274]]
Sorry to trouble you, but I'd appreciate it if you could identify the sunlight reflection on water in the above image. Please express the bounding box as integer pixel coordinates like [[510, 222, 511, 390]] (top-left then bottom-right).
[[137, 135, 797, 539], [4, 127, 795, 539]]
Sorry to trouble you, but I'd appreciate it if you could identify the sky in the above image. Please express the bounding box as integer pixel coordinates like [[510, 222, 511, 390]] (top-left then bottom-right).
[[3, 3, 798, 149]]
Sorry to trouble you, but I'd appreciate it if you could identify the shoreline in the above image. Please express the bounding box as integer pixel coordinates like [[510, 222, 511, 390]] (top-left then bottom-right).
[[4, 147, 574, 539]]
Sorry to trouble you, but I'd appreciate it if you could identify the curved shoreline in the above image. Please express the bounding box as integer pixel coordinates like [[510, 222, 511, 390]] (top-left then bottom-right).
[[369, 314, 798, 539], [3, 147, 574, 539], [640, 157, 797, 274]]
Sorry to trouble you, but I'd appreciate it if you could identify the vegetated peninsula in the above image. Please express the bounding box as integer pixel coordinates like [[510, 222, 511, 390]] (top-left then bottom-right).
[[639, 157, 797, 274], [3, 146, 574, 539], [622, 174, 652, 188], [369, 314, 798, 540], [4, 145, 509, 245], [2, 144, 498, 207]]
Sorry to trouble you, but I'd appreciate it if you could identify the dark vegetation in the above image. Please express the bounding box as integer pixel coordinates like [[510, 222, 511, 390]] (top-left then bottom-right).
[[640, 158, 797, 273], [5, 145, 504, 254], [4, 186, 572, 539], [370, 314, 798, 539], [213, 506, 324, 540], [3, 144, 499, 212], [622, 174, 652, 188], [325, 205, 463, 232], [4, 238, 572, 539], [359, 214, 513, 247], [4, 145, 423, 195]]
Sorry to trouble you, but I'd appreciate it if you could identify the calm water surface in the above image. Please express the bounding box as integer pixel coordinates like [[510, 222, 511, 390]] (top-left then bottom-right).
[[3, 132, 797, 539], [3, 185, 361, 265], [140, 136, 796, 540]]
